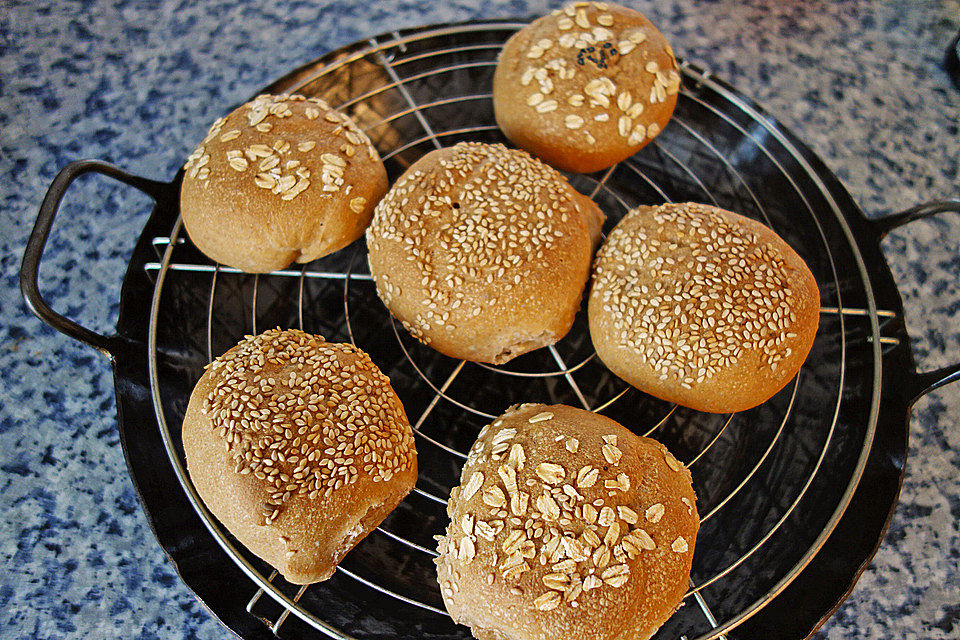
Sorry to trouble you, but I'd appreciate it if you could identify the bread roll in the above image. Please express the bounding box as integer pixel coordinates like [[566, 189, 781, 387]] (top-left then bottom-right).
[[181, 94, 387, 273], [589, 202, 821, 413], [493, 2, 680, 173], [365, 142, 604, 364], [181, 328, 417, 584], [436, 403, 698, 640]]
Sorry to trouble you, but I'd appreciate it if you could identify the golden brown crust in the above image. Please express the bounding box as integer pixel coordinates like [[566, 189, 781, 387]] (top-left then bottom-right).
[[436, 404, 698, 640], [493, 2, 680, 173], [589, 203, 821, 413], [180, 94, 388, 273], [181, 329, 417, 584], [365, 142, 604, 364]]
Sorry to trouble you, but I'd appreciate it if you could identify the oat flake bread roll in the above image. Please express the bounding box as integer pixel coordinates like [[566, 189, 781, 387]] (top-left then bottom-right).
[[181, 328, 417, 584], [365, 142, 604, 364], [493, 2, 681, 173], [180, 94, 388, 273], [436, 403, 699, 640], [589, 203, 821, 413]]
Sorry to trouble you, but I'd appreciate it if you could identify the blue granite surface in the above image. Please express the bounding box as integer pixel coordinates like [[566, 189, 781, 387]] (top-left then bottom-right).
[[1, 0, 958, 638]]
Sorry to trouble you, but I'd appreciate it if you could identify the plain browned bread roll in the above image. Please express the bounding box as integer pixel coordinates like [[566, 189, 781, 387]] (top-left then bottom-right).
[[589, 203, 821, 413], [181, 328, 417, 584], [180, 94, 387, 273], [436, 403, 698, 640], [493, 2, 681, 173], [365, 142, 604, 364]]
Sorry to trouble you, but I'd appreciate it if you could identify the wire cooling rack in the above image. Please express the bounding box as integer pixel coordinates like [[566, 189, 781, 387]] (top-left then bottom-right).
[[141, 22, 899, 640]]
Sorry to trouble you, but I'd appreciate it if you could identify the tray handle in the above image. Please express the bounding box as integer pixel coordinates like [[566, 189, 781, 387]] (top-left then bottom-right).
[[20, 160, 170, 356], [870, 198, 960, 403]]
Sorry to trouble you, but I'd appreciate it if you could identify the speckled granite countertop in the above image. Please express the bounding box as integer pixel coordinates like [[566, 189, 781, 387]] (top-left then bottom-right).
[[1, 1, 958, 638]]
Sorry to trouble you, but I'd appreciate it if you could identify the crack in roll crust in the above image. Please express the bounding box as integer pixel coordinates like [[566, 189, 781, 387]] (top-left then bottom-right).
[[366, 142, 603, 364]]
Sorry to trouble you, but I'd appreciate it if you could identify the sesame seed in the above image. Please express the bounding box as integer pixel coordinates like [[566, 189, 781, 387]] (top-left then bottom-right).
[[483, 486, 507, 508], [349, 196, 367, 213], [533, 591, 561, 610], [601, 444, 622, 465], [645, 503, 665, 523], [535, 99, 558, 113], [507, 443, 526, 469], [575, 8, 590, 28], [542, 573, 569, 590], [598, 506, 616, 527], [536, 462, 565, 485], [576, 466, 599, 489], [664, 451, 682, 471], [559, 32, 578, 48], [458, 536, 477, 563], [618, 506, 639, 524]]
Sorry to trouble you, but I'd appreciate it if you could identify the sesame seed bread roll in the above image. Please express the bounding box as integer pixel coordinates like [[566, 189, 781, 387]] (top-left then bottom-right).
[[436, 403, 698, 640], [589, 203, 821, 413], [180, 94, 388, 273], [181, 328, 417, 584], [493, 2, 681, 174], [365, 142, 604, 364]]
